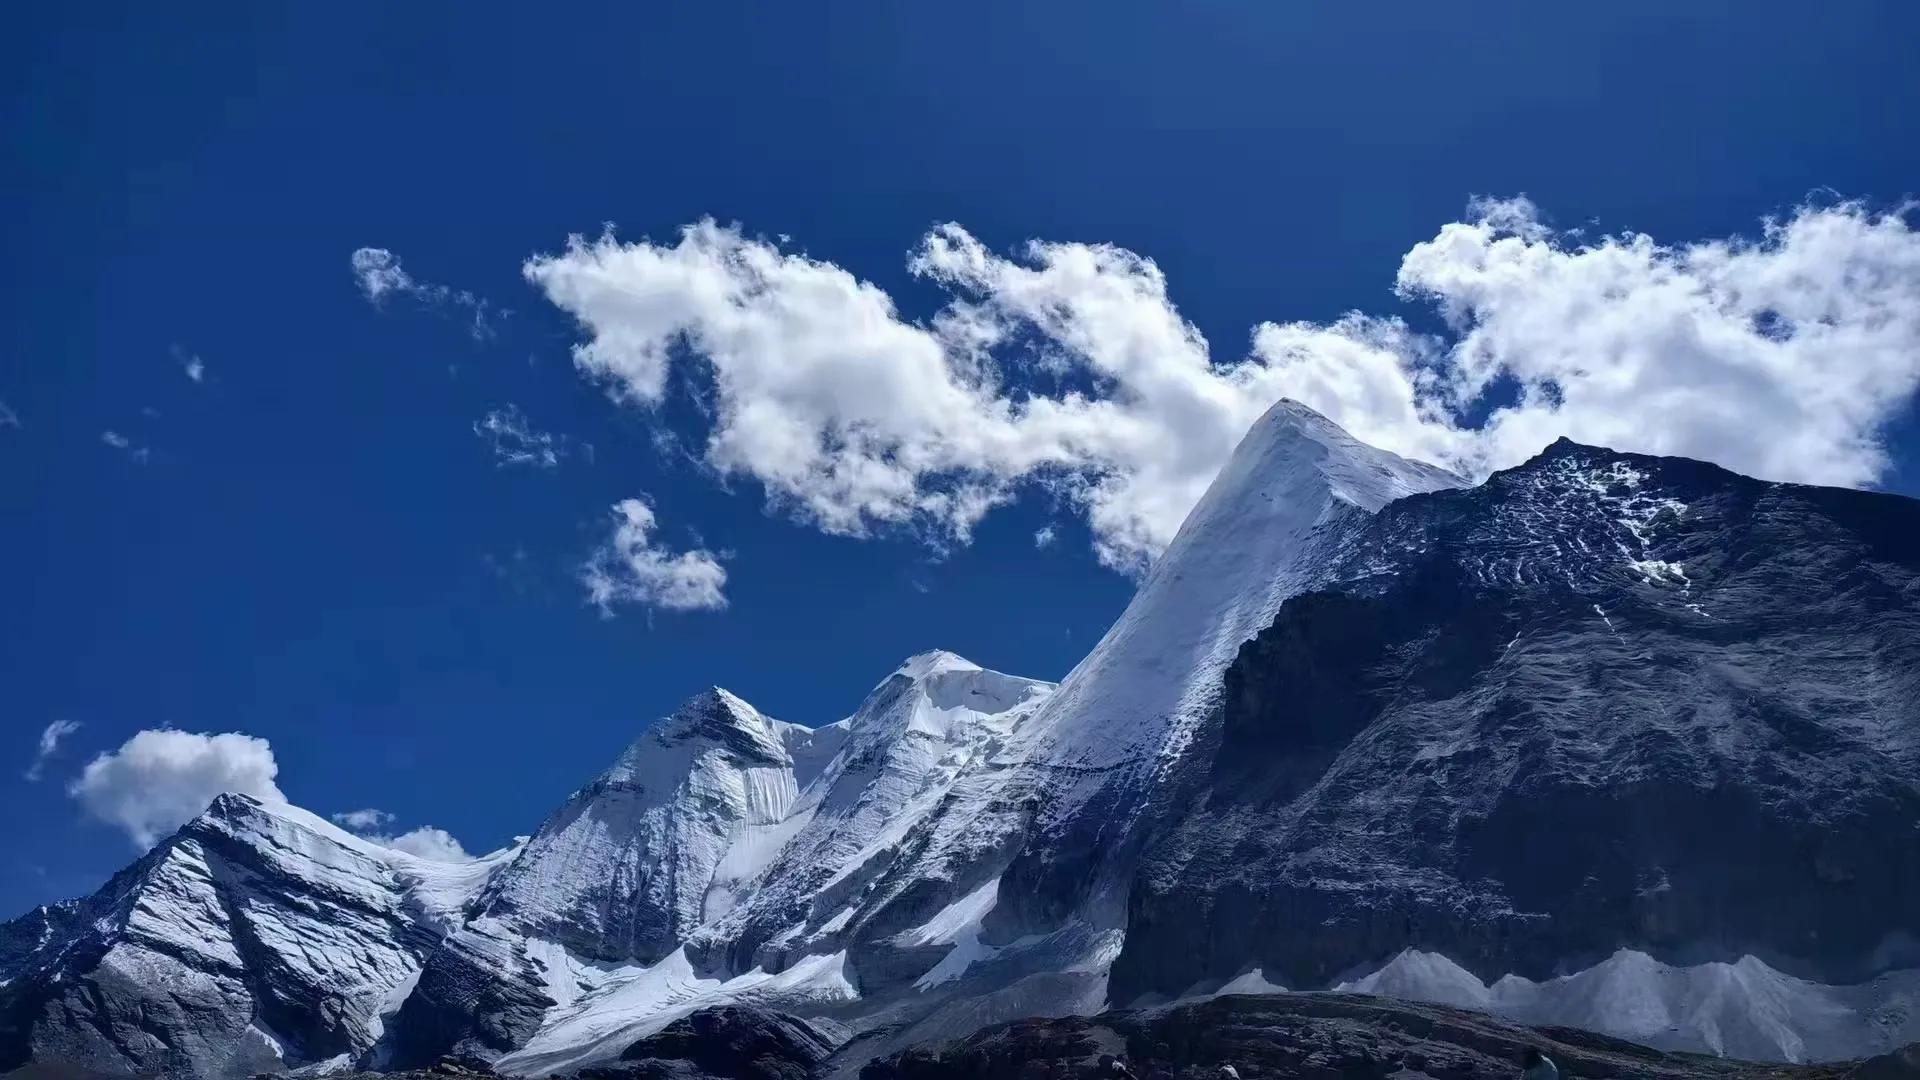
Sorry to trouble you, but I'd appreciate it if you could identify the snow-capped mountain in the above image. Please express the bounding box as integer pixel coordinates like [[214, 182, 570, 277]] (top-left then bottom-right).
[[0, 794, 517, 1078], [6, 401, 1918, 1077], [477, 686, 846, 965], [987, 400, 1467, 934]]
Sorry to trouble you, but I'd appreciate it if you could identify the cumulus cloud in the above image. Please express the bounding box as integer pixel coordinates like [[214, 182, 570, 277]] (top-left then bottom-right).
[[351, 247, 498, 340], [474, 404, 566, 468], [24, 719, 82, 782], [329, 808, 474, 862], [1255, 196, 1920, 486], [526, 200, 1920, 573], [381, 826, 472, 862], [70, 730, 286, 849], [582, 497, 728, 614]]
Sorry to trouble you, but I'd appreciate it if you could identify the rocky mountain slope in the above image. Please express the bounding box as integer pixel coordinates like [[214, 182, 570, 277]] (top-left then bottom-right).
[[5, 401, 1918, 1078], [0, 795, 517, 1078], [856, 993, 1917, 1080], [303, 995, 1920, 1080], [1108, 439, 1920, 1061]]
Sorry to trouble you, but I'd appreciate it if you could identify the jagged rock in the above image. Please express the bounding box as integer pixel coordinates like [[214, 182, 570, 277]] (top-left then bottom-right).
[[569, 1004, 845, 1080], [854, 992, 1901, 1079], [1111, 440, 1920, 1062]]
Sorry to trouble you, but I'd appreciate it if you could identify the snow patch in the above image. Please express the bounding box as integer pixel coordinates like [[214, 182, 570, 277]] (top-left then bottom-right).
[[1336, 949, 1920, 1064], [1217, 968, 1287, 995], [896, 878, 1000, 948], [495, 947, 859, 1076]]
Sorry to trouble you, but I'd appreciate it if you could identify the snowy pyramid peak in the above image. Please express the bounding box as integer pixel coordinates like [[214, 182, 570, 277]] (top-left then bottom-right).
[[845, 651, 1053, 737], [1227, 398, 1464, 514], [1007, 399, 1466, 771], [604, 686, 793, 783], [891, 648, 984, 682]]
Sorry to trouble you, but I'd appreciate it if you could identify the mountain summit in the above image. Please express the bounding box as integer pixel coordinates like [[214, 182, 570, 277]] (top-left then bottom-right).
[[6, 405, 1918, 1076]]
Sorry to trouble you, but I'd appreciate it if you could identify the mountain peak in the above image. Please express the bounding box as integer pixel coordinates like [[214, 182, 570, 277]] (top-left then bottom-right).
[[653, 686, 775, 740], [590, 686, 795, 794], [1006, 402, 1466, 773], [1237, 398, 1464, 509], [893, 649, 981, 681]]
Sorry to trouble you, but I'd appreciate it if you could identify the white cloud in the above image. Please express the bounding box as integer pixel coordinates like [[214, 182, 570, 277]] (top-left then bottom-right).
[[526, 201, 1920, 574], [350, 248, 416, 303], [582, 497, 728, 614], [169, 344, 207, 384], [381, 826, 472, 862], [1033, 526, 1056, 549], [69, 730, 286, 849], [329, 808, 475, 862], [351, 247, 498, 340], [474, 404, 565, 468], [24, 719, 82, 782], [100, 430, 151, 465], [1254, 196, 1920, 486], [0, 398, 19, 428], [330, 807, 394, 831]]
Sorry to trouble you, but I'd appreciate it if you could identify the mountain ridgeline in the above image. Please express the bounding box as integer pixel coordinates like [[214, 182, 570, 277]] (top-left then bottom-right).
[[5, 401, 1918, 1078]]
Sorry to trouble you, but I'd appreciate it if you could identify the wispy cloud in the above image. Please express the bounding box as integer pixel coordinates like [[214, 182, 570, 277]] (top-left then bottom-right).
[[330, 808, 394, 831], [473, 404, 566, 468], [0, 399, 19, 429], [24, 719, 82, 782], [582, 497, 728, 615], [1033, 526, 1056, 549], [171, 344, 206, 383], [351, 247, 499, 341], [330, 807, 474, 862], [100, 430, 150, 465]]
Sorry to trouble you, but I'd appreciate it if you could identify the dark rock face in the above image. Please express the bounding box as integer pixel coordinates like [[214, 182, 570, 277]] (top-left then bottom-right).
[[1113, 442, 1920, 999], [384, 927, 555, 1069], [568, 1005, 844, 1080], [856, 992, 1891, 1080]]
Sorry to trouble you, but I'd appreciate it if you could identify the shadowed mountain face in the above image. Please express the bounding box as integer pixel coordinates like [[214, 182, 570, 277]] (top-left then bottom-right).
[[854, 993, 1909, 1080], [1113, 442, 1920, 1003]]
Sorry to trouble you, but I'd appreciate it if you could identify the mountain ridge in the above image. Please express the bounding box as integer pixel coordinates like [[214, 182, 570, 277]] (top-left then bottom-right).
[[6, 403, 1919, 1076]]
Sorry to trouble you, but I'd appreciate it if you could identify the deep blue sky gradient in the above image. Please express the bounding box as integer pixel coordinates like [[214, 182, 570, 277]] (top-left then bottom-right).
[[5, 1, 1919, 915]]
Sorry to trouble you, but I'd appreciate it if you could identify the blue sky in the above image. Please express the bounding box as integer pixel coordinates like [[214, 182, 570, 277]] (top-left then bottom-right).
[[5, 2, 1919, 915]]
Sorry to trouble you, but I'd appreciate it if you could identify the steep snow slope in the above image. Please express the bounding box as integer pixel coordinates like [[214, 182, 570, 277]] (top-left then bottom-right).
[[990, 399, 1465, 932], [478, 688, 843, 966], [474, 655, 1054, 1073], [0, 794, 514, 1078], [795, 401, 1473, 1072], [1012, 398, 1464, 774], [697, 652, 1052, 973]]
